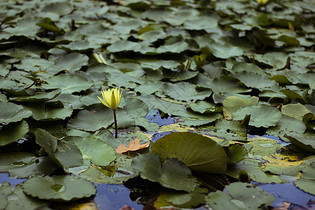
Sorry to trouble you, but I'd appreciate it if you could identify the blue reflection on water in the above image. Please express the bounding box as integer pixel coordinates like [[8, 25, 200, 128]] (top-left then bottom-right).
[[94, 184, 143, 210], [254, 182, 315, 209], [146, 109, 175, 126], [0, 172, 26, 186]]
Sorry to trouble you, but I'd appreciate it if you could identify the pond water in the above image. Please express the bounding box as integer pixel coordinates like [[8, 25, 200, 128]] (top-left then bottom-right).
[[1, 111, 314, 209]]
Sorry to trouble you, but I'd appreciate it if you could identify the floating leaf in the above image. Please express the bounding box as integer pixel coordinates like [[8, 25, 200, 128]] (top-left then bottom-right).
[[22, 175, 96, 201], [282, 103, 312, 121], [226, 158, 286, 183], [10, 90, 61, 102], [0, 152, 57, 178], [232, 104, 281, 128], [0, 102, 32, 124], [35, 129, 83, 169], [6, 185, 50, 210], [295, 160, 315, 195], [205, 182, 274, 210], [115, 138, 150, 154], [285, 132, 315, 153], [42, 75, 93, 94], [0, 120, 29, 146], [223, 96, 259, 120], [68, 136, 116, 166], [23, 102, 73, 121], [152, 132, 228, 173], [67, 107, 113, 131], [132, 153, 198, 192], [163, 82, 211, 102]]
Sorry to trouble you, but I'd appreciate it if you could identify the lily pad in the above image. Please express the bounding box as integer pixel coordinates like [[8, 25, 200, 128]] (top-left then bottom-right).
[[152, 132, 228, 173], [23, 102, 73, 121], [41, 75, 93, 94], [285, 132, 315, 153], [5, 185, 50, 210], [163, 82, 211, 102], [295, 160, 315, 195], [68, 136, 116, 166], [205, 182, 274, 210], [132, 153, 198, 192], [0, 102, 32, 124], [67, 106, 113, 131], [22, 175, 96, 201], [0, 152, 57, 178], [0, 120, 29, 146], [232, 104, 282, 128]]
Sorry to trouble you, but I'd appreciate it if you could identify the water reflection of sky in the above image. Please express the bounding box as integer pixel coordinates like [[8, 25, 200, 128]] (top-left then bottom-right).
[[254, 182, 315, 209], [0, 172, 26, 186], [94, 184, 143, 210]]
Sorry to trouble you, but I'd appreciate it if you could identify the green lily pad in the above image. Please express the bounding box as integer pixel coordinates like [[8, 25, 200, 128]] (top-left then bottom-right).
[[0, 102, 32, 124], [132, 153, 198, 192], [49, 53, 89, 74], [232, 104, 282, 128], [209, 42, 244, 59], [6, 185, 50, 210], [205, 182, 274, 210], [163, 82, 211, 102], [35, 129, 83, 169], [226, 158, 285, 183], [67, 106, 113, 131], [0, 152, 57, 178], [295, 160, 315, 195], [10, 90, 61, 102], [223, 96, 259, 120], [68, 136, 116, 166], [285, 132, 315, 153], [152, 132, 228, 173], [22, 175, 96, 201], [0, 120, 29, 146], [187, 101, 221, 114], [41, 75, 93, 94], [282, 103, 312, 121], [23, 102, 73, 121]]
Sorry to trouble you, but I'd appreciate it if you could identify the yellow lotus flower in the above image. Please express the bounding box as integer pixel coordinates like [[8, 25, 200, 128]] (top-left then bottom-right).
[[257, 0, 268, 4], [97, 88, 122, 111]]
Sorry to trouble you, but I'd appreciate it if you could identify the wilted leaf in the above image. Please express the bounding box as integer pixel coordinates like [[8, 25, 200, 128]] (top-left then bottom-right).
[[115, 138, 150, 154]]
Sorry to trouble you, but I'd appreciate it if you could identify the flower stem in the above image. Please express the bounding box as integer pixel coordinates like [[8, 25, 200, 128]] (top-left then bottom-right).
[[113, 110, 118, 138]]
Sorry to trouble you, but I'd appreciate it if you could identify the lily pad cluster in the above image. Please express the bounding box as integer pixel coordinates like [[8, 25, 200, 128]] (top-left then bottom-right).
[[0, 0, 314, 209]]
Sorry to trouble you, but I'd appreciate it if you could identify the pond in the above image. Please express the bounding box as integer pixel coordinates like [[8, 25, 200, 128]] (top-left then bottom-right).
[[1, 0, 315, 209]]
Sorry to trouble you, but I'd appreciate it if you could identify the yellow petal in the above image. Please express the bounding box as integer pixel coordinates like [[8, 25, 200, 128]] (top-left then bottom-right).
[[97, 88, 123, 110]]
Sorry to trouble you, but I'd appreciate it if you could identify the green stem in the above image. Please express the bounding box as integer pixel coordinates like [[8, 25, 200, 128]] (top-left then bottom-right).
[[113, 110, 118, 138]]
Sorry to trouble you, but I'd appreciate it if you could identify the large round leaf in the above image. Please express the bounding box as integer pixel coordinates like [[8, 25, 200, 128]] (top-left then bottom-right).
[[22, 175, 96, 201], [152, 132, 228, 173]]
